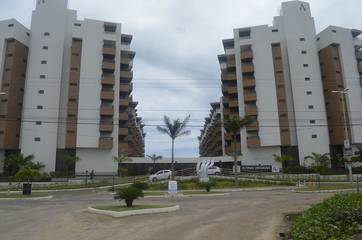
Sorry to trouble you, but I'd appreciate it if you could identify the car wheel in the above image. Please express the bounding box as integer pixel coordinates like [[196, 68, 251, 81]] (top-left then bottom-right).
[[168, 175, 171, 180], [215, 172, 221, 176], [152, 177, 157, 182]]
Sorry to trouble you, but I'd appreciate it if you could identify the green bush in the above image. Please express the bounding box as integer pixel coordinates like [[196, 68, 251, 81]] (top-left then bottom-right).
[[198, 181, 216, 192], [114, 186, 144, 207], [291, 193, 362, 240], [132, 182, 149, 190]]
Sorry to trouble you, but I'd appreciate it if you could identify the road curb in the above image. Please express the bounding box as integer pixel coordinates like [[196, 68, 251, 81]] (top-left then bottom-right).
[[0, 195, 53, 201], [87, 205, 180, 218], [144, 192, 230, 198], [226, 187, 296, 192], [293, 189, 357, 193]]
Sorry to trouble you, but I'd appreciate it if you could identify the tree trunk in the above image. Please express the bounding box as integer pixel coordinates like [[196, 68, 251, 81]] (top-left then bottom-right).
[[171, 139, 175, 179], [347, 162, 353, 182], [233, 134, 238, 186], [153, 160, 156, 174], [125, 199, 133, 207]]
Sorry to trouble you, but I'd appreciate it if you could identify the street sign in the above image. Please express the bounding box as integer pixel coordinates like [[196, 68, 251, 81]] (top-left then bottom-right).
[[168, 181, 178, 194]]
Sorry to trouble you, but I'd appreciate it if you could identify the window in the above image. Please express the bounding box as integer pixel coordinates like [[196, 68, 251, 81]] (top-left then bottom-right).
[[274, 57, 282, 60], [70, 83, 78, 86], [42, 46, 48, 50], [303, 64, 309, 67], [40, 75, 46, 79], [44, 32, 50, 36], [282, 129, 289, 132], [36, 121, 42, 125], [38, 90, 44, 94], [74, 23, 81, 27], [300, 38, 305, 41], [72, 53, 79, 56], [41, 60, 47, 64], [305, 77, 311, 81], [8, 24, 14, 27], [1, 99, 8, 103], [312, 134, 318, 139], [71, 68, 78, 71], [306, 91, 312, 95], [26, 32, 30, 37], [37, 105, 43, 109], [5, 68, 11, 72], [316, 37, 320, 41], [69, 98, 76, 102], [332, 30, 337, 33], [34, 137, 41, 142], [336, 70, 341, 73], [272, 29, 279, 32], [279, 99, 286, 103], [7, 54, 13, 57], [276, 70, 283, 74], [277, 84, 284, 88], [310, 120, 316, 124], [308, 105, 314, 109], [301, 50, 307, 54]]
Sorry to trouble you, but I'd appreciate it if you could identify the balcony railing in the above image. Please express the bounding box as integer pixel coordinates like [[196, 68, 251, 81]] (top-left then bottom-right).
[[247, 136, 261, 147], [103, 46, 116, 55], [243, 77, 256, 88], [245, 106, 258, 116], [100, 123, 113, 132], [241, 50, 253, 60], [246, 122, 259, 132], [102, 60, 115, 70], [356, 51, 362, 60], [119, 127, 129, 136], [100, 106, 114, 116], [242, 63, 254, 73], [244, 90, 257, 102], [101, 90, 114, 101], [101, 74, 115, 85], [119, 112, 129, 121], [99, 137, 113, 149]]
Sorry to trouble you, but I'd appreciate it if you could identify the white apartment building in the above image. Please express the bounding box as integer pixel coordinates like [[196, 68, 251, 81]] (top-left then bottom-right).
[[200, 1, 362, 166], [0, 0, 145, 174]]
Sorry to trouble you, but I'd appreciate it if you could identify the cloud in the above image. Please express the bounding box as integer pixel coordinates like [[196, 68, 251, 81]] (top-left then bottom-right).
[[1, 0, 361, 157]]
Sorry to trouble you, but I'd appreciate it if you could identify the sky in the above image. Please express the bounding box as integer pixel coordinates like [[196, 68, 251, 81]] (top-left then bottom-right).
[[1, 0, 362, 157]]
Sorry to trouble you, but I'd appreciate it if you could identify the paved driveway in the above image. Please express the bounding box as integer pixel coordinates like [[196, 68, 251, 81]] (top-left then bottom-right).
[[0, 190, 332, 240]]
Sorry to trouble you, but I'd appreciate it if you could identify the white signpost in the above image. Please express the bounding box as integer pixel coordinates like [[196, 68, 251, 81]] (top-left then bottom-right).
[[168, 180, 178, 195]]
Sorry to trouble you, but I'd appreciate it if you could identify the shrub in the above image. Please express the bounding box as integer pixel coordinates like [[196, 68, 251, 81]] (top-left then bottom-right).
[[114, 186, 144, 207], [132, 182, 149, 190], [198, 181, 216, 192], [291, 193, 362, 240]]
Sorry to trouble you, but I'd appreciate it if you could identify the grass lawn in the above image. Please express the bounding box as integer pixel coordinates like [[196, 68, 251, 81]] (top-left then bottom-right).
[[0, 193, 48, 199], [298, 184, 359, 192], [181, 191, 226, 195], [94, 205, 173, 212], [144, 191, 167, 196]]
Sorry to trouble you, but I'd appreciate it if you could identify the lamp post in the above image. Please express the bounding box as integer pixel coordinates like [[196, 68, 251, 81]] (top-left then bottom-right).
[[331, 88, 353, 181]]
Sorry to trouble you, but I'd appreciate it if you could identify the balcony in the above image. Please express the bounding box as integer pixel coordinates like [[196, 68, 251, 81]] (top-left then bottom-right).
[[99, 137, 113, 149], [221, 73, 237, 82], [226, 59, 236, 68], [244, 90, 257, 102], [119, 142, 129, 152], [229, 100, 239, 108], [241, 50, 253, 61], [121, 56, 132, 65], [242, 63, 254, 73], [243, 77, 256, 88], [101, 74, 115, 85], [120, 70, 133, 80], [119, 112, 129, 121], [246, 122, 259, 132], [247, 136, 261, 147], [100, 106, 114, 116], [120, 84, 131, 93], [245, 106, 258, 116], [102, 60, 115, 70], [103, 46, 115, 56], [356, 51, 362, 61], [228, 86, 238, 94], [100, 123, 113, 132], [101, 90, 114, 101], [65, 134, 76, 148], [119, 127, 129, 136], [119, 98, 130, 107]]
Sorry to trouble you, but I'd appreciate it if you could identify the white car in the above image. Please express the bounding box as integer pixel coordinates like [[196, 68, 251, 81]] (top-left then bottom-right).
[[149, 170, 172, 182], [207, 166, 221, 175]]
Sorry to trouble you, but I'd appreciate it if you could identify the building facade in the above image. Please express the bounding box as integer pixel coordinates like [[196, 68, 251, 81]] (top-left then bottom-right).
[[0, 0, 145, 174], [200, 1, 362, 167]]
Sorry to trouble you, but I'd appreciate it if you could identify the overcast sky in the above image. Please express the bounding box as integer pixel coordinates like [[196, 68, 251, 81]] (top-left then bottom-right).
[[1, 0, 362, 157]]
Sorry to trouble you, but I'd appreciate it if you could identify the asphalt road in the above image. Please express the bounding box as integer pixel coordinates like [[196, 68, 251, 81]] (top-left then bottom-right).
[[0, 190, 332, 240]]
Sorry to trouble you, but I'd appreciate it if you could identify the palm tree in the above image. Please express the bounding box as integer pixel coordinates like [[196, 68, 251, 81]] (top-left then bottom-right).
[[147, 154, 162, 173], [113, 155, 132, 177], [63, 154, 81, 180], [223, 115, 252, 185], [156, 115, 191, 177], [3, 154, 40, 177], [305, 153, 330, 172], [272, 154, 294, 169]]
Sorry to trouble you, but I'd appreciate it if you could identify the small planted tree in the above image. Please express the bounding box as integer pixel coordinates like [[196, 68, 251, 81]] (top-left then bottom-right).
[[113, 155, 132, 177], [3, 154, 42, 177], [156, 115, 191, 178], [199, 181, 216, 193], [15, 166, 41, 182], [305, 153, 330, 173], [114, 186, 144, 207], [63, 154, 81, 180], [272, 154, 294, 170], [224, 115, 252, 185], [147, 154, 162, 173]]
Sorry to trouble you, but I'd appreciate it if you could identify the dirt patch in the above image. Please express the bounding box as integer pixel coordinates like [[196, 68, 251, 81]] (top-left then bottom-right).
[[274, 213, 301, 240]]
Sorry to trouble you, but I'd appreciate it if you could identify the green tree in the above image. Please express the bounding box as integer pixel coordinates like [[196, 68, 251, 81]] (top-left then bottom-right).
[[156, 115, 191, 177], [63, 154, 81, 179], [113, 155, 132, 177], [15, 166, 41, 182], [305, 153, 330, 172], [147, 154, 162, 173], [224, 115, 252, 185], [272, 154, 294, 169], [3, 154, 43, 177], [114, 186, 144, 207]]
